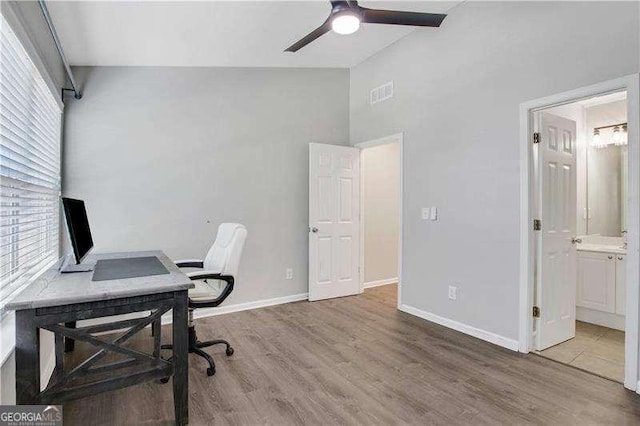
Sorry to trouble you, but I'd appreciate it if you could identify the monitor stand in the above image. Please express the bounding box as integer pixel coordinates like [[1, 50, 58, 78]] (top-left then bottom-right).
[[60, 255, 94, 273]]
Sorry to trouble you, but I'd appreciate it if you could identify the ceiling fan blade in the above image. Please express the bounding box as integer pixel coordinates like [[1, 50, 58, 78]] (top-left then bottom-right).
[[285, 20, 331, 52], [360, 8, 446, 27]]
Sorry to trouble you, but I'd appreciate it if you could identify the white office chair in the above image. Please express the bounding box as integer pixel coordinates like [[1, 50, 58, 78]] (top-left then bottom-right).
[[162, 223, 247, 377]]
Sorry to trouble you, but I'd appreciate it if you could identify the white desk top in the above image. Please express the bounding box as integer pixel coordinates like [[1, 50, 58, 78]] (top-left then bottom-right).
[[5, 251, 194, 311]]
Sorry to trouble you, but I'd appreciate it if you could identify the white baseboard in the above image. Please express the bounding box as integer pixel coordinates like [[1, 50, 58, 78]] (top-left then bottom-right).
[[399, 304, 519, 352], [576, 307, 625, 331], [363, 278, 398, 289], [162, 292, 308, 325]]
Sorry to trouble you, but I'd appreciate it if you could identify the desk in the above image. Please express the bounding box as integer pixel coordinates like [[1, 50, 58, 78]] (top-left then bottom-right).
[[5, 251, 194, 425]]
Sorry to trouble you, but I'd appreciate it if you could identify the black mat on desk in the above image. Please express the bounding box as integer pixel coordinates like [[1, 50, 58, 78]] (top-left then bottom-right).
[[92, 256, 169, 281]]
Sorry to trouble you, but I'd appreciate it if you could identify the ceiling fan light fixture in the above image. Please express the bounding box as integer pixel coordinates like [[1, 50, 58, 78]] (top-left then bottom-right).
[[284, 0, 447, 52], [331, 13, 360, 35]]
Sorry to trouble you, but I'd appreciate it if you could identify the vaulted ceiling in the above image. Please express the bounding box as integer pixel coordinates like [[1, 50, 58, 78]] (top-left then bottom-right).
[[47, 1, 458, 68]]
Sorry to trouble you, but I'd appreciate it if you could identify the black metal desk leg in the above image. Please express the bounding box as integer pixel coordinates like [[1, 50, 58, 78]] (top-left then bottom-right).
[[15, 309, 40, 404], [172, 291, 189, 425]]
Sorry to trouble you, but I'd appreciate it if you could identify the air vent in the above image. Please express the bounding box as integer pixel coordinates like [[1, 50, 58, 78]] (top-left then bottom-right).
[[370, 81, 393, 105]]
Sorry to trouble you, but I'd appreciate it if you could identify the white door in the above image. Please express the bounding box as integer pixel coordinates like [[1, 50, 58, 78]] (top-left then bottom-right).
[[309, 143, 360, 301], [536, 112, 577, 350]]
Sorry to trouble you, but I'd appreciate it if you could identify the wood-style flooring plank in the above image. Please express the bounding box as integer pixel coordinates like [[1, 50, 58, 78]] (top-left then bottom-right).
[[61, 284, 640, 425]]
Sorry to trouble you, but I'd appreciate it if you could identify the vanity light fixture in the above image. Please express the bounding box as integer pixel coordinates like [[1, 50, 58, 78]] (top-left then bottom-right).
[[612, 126, 622, 145], [591, 122, 628, 148], [622, 124, 628, 145], [591, 128, 605, 148]]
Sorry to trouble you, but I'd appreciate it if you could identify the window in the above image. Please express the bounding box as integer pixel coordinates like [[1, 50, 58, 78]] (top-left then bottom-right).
[[0, 14, 62, 308]]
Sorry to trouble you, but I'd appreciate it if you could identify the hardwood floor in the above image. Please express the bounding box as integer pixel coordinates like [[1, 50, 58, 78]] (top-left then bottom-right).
[[62, 284, 640, 425]]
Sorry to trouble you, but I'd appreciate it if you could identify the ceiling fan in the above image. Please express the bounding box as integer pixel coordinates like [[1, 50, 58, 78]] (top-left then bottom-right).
[[285, 0, 447, 52]]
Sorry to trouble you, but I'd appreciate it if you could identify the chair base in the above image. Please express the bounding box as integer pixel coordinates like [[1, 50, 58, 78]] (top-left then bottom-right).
[[161, 325, 233, 379]]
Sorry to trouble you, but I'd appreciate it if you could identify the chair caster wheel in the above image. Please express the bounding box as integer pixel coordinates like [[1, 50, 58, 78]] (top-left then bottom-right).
[[160, 377, 170, 384], [226, 347, 234, 356], [207, 367, 215, 376]]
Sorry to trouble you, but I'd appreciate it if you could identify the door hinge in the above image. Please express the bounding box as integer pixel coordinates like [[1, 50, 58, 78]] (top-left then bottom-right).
[[533, 219, 541, 231], [533, 306, 540, 318], [533, 132, 540, 144]]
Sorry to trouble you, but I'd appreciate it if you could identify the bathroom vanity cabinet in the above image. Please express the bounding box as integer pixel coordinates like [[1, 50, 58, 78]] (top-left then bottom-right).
[[576, 250, 626, 329], [577, 251, 617, 313]]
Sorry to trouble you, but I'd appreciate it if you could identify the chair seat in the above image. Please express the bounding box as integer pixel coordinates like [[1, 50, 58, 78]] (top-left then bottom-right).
[[189, 279, 225, 301]]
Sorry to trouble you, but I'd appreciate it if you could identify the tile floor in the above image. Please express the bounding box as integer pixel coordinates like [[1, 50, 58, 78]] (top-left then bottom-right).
[[536, 321, 624, 382]]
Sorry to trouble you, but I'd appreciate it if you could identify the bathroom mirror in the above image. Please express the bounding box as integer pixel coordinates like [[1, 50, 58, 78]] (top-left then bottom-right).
[[585, 99, 628, 237]]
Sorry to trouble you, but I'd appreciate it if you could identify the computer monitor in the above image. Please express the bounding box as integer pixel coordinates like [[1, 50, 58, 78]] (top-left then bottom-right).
[[61, 197, 94, 272]]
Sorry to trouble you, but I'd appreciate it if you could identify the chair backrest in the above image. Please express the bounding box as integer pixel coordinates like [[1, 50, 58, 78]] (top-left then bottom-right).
[[203, 223, 247, 276]]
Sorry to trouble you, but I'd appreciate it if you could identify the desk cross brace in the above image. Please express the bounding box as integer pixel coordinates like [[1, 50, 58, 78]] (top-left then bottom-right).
[[38, 303, 173, 404]]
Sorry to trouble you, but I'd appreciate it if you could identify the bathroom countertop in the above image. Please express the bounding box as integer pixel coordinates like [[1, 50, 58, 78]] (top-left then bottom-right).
[[577, 243, 627, 255]]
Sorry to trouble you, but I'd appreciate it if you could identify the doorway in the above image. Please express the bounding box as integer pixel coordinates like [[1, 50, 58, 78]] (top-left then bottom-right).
[[307, 134, 403, 304], [534, 92, 628, 382], [356, 134, 402, 302], [519, 75, 640, 390]]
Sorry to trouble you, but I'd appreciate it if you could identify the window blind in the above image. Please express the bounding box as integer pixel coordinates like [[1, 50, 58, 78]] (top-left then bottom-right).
[[0, 14, 62, 308]]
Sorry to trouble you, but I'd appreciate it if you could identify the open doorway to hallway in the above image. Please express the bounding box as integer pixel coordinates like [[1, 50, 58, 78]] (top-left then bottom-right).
[[357, 135, 402, 300], [532, 91, 629, 383]]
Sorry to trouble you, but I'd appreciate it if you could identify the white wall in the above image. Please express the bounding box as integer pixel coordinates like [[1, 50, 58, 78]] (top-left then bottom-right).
[[63, 66, 349, 306], [361, 142, 400, 285], [350, 1, 639, 342]]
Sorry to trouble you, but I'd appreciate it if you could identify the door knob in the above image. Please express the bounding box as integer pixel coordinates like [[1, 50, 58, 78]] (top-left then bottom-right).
[[571, 237, 583, 244], [311, 227, 319, 233]]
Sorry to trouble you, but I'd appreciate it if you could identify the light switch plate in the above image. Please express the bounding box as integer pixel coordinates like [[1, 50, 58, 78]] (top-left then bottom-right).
[[422, 207, 430, 220], [430, 206, 438, 221]]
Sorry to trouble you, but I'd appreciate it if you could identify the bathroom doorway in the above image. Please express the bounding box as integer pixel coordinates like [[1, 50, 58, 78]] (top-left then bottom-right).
[[520, 76, 640, 388], [535, 92, 628, 382]]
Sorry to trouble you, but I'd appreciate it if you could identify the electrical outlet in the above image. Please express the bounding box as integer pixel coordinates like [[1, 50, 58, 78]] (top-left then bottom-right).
[[448, 285, 457, 300], [285, 268, 293, 280]]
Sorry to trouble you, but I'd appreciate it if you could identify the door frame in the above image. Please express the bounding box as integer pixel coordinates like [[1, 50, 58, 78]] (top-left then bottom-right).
[[518, 74, 640, 392], [355, 133, 404, 309]]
